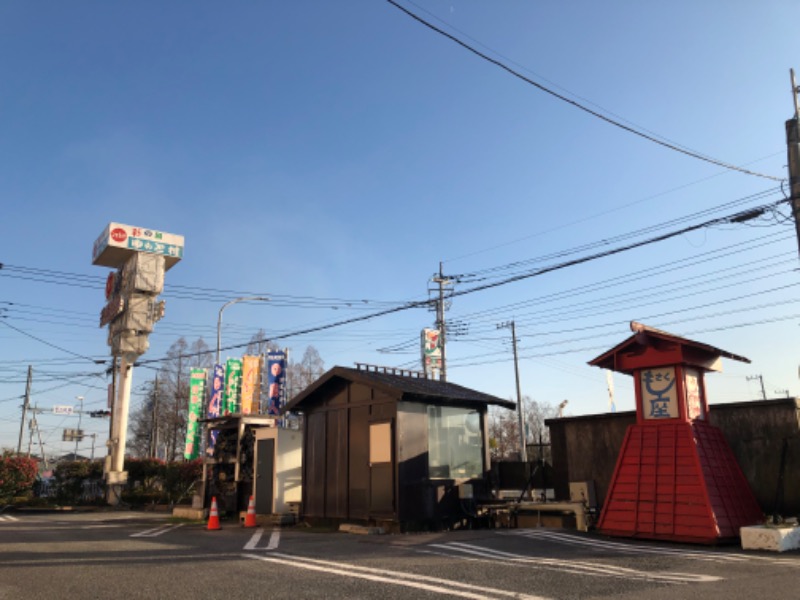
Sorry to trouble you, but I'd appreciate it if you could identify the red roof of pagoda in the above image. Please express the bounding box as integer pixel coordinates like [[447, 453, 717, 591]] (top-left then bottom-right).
[[589, 321, 750, 375]]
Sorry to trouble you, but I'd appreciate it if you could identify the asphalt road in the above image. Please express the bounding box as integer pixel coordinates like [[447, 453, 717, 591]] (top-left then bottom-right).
[[0, 510, 798, 599]]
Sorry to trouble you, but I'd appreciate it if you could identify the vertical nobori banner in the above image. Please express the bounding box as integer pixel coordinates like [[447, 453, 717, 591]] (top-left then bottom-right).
[[421, 328, 442, 376], [223, 358, 243, 415], [183, 368, 207, 460], [240, 355, 262, 415], [206, 363, 225, 457], [266, 351, 287, 416]]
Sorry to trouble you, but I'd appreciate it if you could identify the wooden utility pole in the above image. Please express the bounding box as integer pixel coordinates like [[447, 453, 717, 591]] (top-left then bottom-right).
[[786, 69, 800, 258], [747, 374, 767, 401], [498, 320, 527, 462], [16, 365, 32, 454]]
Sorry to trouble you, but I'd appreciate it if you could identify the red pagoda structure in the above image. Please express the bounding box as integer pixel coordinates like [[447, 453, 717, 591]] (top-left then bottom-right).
[[589, 322, 763, 544]]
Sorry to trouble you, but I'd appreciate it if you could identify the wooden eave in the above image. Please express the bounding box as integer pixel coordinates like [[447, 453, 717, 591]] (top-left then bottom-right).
[[589, 323, 750, 375], [284, 366, 514, 412]]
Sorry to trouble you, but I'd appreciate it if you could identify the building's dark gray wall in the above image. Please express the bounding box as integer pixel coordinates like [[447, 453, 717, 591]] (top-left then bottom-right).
[[708, 399, 800, 517], [546, 398, 800, 516], [546, 411, 636, 504]]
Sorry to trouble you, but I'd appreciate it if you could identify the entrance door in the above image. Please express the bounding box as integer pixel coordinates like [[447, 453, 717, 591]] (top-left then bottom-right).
[[255, 438, 275, 514], [369, 420, 394, 516]]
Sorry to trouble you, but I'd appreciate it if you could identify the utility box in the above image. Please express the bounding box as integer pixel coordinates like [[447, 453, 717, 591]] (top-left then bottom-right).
[[254, 427, 303, 515]]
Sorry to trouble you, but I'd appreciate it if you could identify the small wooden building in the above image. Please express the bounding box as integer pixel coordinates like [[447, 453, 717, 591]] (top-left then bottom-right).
[[283, 364, 514, 531]]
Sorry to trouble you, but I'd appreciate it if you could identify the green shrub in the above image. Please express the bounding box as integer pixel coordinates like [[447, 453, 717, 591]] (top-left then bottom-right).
[[125, 458, 166, 489]]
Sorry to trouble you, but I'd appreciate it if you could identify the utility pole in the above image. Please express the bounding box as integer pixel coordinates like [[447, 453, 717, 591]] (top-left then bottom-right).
[[74, 396, 84, 458], [497, 320, 527, 462], [27, 403, 38, 457], [747, 374, 767, 401], [17, 365, 32, 454], [786, 69, 800, 258], [432, 263, 453, 381], [34, 408, 48, 469], [150, 375, 159, 459]]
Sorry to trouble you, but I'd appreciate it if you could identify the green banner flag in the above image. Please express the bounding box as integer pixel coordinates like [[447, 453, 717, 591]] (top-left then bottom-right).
[[183, 368, 207, 460], [223, 358, 243, 415]]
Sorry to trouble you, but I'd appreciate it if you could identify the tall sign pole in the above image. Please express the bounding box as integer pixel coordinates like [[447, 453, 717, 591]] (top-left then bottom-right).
[[92, 222, 183, 505], [786, 69, 800, 258]]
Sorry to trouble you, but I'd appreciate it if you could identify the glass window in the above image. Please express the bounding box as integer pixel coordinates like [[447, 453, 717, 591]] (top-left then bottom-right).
[[427, 406, 483, 479]]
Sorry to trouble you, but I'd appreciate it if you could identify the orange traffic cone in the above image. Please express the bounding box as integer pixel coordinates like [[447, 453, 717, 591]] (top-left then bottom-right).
[[243, 495, 257, 528], [207, 497, 222, 530]]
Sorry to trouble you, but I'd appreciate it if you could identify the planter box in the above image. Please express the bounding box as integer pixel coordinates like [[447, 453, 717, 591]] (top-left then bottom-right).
[[172, 507, 206, 520], [741, 525, 800, 552]]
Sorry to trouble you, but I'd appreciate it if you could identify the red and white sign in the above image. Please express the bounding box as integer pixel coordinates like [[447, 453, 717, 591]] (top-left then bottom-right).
[[110, 228, 127, 243]]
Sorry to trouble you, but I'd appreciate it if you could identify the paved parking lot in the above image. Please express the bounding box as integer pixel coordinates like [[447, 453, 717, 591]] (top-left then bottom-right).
[[1, 511, 798, 599]]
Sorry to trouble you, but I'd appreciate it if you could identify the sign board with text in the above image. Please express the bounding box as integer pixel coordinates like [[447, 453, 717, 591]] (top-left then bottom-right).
[[92, 223, 184, 270]]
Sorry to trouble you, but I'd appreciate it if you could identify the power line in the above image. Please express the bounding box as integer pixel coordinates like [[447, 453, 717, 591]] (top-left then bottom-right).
[[449, 188, 782, 282], [386, 0, 783, 182], [446, 199, 790, 301], [135, 198, 791, 366], [456, 234, 794, 328], [0, 319, 106, 365]]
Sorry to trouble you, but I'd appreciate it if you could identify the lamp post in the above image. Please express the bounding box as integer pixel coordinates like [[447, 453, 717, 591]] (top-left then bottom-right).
[[216, 296, 270, 365], [75, 395, 84, 459]]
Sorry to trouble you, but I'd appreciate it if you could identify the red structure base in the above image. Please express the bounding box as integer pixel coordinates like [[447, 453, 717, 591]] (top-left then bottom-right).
[[598, 421, 763, 544]]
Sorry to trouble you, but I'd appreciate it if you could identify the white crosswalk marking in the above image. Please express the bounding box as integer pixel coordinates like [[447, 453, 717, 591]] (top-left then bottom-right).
[[243, 527, 281, 550]]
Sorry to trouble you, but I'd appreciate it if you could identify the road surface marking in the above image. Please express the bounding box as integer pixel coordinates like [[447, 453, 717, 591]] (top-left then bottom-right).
[[428, 541, 719, 584], [244, 552, 551, 600], [243, 528, 281, 551], [508, 529, 800, 567], [0, 515, 19, 522], [130, 523, 184, 538]]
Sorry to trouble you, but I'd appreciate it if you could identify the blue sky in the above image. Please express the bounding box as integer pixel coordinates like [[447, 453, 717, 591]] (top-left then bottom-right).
[[2, 1, 799, 457]]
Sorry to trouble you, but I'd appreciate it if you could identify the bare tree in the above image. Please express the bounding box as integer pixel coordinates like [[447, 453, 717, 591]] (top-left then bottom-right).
[[289, 346, 325, 398], [128, 337, 212, 460], [129, 379, 159, 458], [488, 396, 558, 462], [245, 328, 279, 357]]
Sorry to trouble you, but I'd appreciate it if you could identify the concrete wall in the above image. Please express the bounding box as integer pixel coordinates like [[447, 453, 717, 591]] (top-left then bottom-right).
[[546, 398, 800, 517]]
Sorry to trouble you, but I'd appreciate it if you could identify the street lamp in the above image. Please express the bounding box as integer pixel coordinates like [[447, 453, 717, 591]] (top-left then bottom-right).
[[75, 396, 84, 459], [216, 296, 270, 365]]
